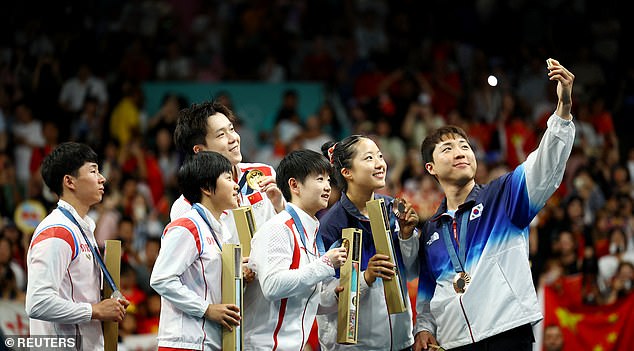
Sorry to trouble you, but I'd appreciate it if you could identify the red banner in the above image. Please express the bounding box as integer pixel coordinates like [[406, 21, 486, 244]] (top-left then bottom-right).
[[543, 275, 634, 351]]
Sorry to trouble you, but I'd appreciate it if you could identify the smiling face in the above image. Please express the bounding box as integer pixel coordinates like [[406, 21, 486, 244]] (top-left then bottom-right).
[[209, 171, 240, 213], [425, 134, 477, 187], [71, 162, 106, 207], [342, 138, 387, 191], [200, 113, 242, 165], [294, 172, 331, 216]]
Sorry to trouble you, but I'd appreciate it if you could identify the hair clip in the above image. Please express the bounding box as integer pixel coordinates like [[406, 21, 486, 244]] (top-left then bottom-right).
[[327, 143, 338, 165]]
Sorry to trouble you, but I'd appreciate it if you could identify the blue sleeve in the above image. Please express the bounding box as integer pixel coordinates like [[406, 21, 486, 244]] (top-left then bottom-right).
[[498, 168, 535, 229]]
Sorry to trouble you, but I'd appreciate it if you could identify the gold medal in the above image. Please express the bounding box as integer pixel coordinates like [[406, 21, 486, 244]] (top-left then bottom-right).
[[246, 169, 264, 191], [453, 271, 471, 294]]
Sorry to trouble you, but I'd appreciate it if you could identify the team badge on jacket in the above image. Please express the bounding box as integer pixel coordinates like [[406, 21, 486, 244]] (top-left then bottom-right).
[[470, 203, 483, 220]]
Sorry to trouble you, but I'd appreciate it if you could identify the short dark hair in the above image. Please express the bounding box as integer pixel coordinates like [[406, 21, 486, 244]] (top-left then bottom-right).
[[322, 135, 367, 192], [276, 149, 331, 202], [420, 125, 470, 164], [178, 151, 232, 204], [41, 142, 99, 196], [173, 101, 236, 155]]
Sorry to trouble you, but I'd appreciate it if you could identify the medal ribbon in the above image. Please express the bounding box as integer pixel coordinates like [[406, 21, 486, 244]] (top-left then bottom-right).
[[286, 204, 325, 257], [193, 203, 223, 251], [57, 206, 119, 294], [237, 169, 255, 195], [439, 211, 469, 273]]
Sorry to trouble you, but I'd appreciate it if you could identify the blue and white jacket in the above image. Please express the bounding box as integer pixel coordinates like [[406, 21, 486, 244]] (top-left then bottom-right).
[[317, 193, 415, 350], [405, 114, 574, 350]]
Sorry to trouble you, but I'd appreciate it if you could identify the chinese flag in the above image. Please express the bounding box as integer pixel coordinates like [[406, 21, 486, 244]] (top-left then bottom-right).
[[543, 275, 634, 351]]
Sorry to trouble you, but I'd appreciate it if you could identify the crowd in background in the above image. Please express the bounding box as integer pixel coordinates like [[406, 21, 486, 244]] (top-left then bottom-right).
[[1, 0, 634, 347]]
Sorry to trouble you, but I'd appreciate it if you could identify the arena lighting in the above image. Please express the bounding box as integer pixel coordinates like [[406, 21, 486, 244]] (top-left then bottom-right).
[[487, 75, 498, 87]]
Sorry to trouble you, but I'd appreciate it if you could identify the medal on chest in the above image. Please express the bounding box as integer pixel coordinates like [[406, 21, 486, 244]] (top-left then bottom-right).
[[452, 271, 472, 294], [440, 211, 472, 295]]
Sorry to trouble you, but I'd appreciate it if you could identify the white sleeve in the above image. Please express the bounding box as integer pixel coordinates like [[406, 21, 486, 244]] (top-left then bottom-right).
[[414, 291, 437, 337], [25, 237, 93, 323], [253, 223, 335, 301], [150, 227, 208, 318], [317, 277, 339, 313], [524, 113, 575, 207], [399, 228, 420, 280]]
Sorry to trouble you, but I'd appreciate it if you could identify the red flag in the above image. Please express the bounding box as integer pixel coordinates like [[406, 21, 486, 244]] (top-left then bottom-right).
[[240, 165, 273, 177], [543, 275, 634, 351]]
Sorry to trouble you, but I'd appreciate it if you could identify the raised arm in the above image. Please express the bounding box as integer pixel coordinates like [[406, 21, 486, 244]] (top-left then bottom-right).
[[521, 59, 576, 211], [549, 58, 575, 120]]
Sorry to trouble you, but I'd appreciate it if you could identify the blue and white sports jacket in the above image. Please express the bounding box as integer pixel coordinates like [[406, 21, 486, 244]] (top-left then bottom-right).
[[317, 192, 415, 350], [406, 114, 574, 350]]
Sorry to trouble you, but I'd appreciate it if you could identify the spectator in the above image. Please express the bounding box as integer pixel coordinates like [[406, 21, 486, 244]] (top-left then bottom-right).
[[0, 235, 25, 300], [134, 236, 160, 294], [543, 324, 564, 351], [589, 95, 618, 149], [118, 38, 153, 83], [120, 261, 146, 316], [604, 261, 634, 304], [136, 292, 160, 334], [119, 136, 164, 207], [11, 99, 45, 194], [115, 216, 140, 266], [598, 227, 634, 293], [109, 82, 145, 146], [401, 97, 446, 150], [146, 93, 187, 138], [71, 96, 104, 147], [153, 127, 179, 196], [373, 117, 407, 190], [300, 115, 333, 153], [30, 54, 63, 123], [258, 51, 286, 82], [0, 153, 23, 218], [156, 40, 192, 81], [58, 63, 108, 117], [28, 120, 59, 192]]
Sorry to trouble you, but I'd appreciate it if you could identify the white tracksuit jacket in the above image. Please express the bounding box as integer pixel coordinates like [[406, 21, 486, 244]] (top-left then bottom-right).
[[243, 203, 336, 350], [150, 205, 234, 350], [25, 200, 103, 351]]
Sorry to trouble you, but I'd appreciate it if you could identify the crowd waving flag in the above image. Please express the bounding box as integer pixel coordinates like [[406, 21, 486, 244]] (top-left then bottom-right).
[[542, 275, 634, 351]]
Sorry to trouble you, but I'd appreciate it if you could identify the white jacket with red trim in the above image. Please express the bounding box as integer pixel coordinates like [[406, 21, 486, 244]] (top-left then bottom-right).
[[243, 203, 335, 351], [150, 205, 233, 350], [25, 200, 103, 351], [170, 162, 278, 242]]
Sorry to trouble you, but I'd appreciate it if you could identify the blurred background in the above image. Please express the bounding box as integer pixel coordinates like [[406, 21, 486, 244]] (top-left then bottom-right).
[[1, 1, 633, 350]]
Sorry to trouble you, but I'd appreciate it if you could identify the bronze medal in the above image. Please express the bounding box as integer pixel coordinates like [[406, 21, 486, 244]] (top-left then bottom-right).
[[246, 169, 264, 191], [453, 271, 471, 294], [392, 198, 406, 217]]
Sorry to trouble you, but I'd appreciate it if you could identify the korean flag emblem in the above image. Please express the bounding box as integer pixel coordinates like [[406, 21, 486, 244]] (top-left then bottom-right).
[[470, 203, 483, 220]]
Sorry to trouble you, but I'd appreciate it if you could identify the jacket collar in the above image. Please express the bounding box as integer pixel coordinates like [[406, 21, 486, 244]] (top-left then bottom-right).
[[430, 183, 483, 222], [340, 192, 393, 221]]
